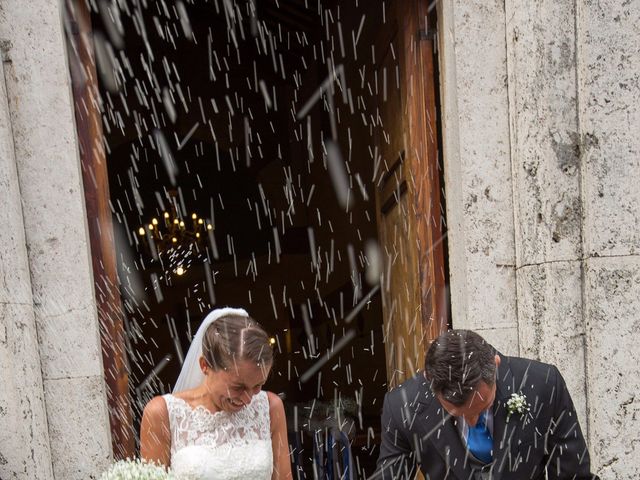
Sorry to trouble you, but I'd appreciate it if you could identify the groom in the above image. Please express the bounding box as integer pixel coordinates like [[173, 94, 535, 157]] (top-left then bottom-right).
[[374, 329, 600, 479]]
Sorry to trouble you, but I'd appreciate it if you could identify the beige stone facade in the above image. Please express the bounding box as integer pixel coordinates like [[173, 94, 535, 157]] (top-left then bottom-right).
[[0, 1, 111, 478], [440, 1, 640, 477], [1, 0, 638, 478]]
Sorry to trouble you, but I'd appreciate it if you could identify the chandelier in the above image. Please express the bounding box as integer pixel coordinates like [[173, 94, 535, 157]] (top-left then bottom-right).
[[136, 206, 212, 277]]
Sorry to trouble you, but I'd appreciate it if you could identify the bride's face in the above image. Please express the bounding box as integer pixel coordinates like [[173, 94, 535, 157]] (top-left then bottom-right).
[[206, 359, 271, 412]]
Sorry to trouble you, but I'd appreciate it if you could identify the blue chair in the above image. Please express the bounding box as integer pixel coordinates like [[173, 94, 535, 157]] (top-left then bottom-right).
[[325, 428, 354, 480]]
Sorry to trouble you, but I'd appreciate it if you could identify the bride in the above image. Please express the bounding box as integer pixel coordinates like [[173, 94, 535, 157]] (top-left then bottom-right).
[[140, 307, 293, 480]]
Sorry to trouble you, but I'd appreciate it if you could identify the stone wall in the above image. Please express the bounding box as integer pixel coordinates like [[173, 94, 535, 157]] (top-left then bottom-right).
[[440, 0, 640, 477], [438, 0, 519, 356], [0, 1, 112, 478], [0, 46, 54, 480], [504, 0, 588, 428], [578, 0, 640, 476]]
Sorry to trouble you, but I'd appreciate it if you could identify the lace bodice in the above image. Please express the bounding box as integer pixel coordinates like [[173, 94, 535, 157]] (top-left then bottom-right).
[[163, 391, 273, 479]]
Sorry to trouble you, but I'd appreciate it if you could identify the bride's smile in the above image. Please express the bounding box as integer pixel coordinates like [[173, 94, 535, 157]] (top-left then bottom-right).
[[202, 357, 271, 413]]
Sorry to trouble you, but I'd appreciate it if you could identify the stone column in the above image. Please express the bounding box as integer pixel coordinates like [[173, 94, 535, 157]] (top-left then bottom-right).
[[0, 43, 55, 480], [0, 0, 112, 478], [439, 0, 518, 354], [577, 0, 640, 477], [504, 0, 588, 426]]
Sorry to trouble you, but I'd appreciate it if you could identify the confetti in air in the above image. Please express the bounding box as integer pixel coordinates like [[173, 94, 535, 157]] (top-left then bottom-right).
[[68, 1, 449, 476], [325, 139, 351, 210]]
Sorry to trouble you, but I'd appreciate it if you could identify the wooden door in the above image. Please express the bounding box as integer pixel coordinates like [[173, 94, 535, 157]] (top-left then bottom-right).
[[66, 0, 134, 458], [373, 0, 447, 388]]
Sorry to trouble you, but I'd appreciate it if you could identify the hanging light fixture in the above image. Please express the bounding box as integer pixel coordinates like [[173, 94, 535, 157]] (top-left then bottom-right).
[[135, 201, 211, 277]]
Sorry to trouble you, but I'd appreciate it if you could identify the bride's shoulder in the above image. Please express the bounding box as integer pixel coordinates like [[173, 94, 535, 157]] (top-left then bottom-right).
[[265, 391, 286, 434], [265, 391, 283, 406], [141, 395, 171, 436], [143, 395, 170, 418], [265, 391, 285, 416]]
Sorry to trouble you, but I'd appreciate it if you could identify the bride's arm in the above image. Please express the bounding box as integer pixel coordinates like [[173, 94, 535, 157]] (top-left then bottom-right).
[[140, 396, 171, 468], [268, 392, 293, 480]]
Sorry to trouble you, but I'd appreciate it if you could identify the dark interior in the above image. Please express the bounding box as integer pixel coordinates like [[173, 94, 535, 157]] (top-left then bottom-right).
[[89, 1, 422, 477]]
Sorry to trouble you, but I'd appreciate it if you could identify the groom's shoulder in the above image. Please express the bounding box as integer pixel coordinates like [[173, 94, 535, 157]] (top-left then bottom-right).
[[385, 372, 433, 405], [502, 354, 561, 388], [504, 354, 559, 373]]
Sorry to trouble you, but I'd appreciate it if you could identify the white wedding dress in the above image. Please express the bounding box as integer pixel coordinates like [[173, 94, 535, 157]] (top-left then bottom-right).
[[163, 390, 273, 480]]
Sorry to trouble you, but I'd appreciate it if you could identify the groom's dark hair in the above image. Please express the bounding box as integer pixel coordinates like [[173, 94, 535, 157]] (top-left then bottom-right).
[[424, 329, 497, 406]]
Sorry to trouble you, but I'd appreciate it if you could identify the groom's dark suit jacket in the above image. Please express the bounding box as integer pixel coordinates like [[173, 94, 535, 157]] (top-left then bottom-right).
[[375, 355, 599, 480]]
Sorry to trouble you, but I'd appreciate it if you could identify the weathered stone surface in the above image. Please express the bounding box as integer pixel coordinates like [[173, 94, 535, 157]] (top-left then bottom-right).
[[44, 376, 113, 480], [576, 3, 640, 476], [453, 0, 515, 265], [35, 302, 105, 380], [0, 0, 113, 475], [584, 256, 640, 479], [465, 260, 517, 331], [0, 58, 54, 480], [0, 0, 97, 319], [516, 261, 587, 428], [0, 303, 54, 480], [442, 1, 517, 331], [578, 0, 640, 257], [505, 0, 583, 265], [475, 326, 519, 357], [0, 53, 32, 307]]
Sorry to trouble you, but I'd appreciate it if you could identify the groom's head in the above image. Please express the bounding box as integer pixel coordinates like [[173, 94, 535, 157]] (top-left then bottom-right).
[[425, 329, 500, 426]]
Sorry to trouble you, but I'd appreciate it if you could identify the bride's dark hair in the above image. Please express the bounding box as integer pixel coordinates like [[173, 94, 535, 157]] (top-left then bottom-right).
[[201, 314, 273, 371]]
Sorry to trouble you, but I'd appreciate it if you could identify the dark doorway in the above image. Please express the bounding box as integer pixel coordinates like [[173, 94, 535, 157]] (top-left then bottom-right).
[[90, 1, 388, 478], [82, 0, 448, 478]]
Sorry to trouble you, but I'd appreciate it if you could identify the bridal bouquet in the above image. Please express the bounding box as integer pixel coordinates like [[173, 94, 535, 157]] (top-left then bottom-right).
[[100, 458, 175, 480]]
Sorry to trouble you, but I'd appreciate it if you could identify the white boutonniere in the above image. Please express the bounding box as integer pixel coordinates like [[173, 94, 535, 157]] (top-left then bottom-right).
[[506, 392, 530, 420]]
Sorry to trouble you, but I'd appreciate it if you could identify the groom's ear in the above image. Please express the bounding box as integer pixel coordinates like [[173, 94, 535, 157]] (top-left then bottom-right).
[[494, 355, 501, 368]]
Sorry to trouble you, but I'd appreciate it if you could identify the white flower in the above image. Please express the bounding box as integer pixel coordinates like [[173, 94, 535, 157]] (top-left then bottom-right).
[[506, 392, 530, 418], [100, 458, 174, 480]]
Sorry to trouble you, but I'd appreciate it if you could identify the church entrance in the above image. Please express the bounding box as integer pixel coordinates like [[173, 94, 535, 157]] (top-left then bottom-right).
[[68, 1, 448, 478]]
